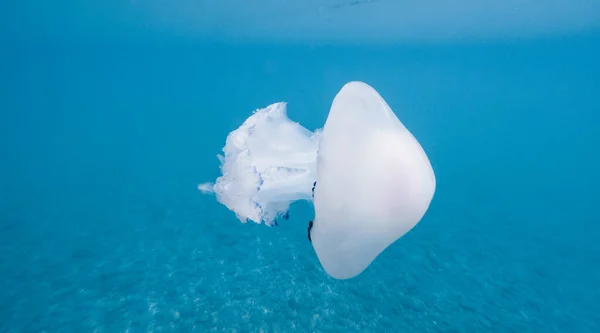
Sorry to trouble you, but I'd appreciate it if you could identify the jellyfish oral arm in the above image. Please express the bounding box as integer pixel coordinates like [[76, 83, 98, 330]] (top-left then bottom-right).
[[199, 102, 320, 226]]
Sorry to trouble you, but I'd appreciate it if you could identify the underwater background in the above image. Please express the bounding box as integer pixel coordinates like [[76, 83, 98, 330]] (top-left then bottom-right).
[[1, 2, 600, 332]]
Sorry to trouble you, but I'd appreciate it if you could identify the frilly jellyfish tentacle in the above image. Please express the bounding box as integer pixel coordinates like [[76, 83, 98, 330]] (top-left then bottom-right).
[[199, 102, 320, 226]]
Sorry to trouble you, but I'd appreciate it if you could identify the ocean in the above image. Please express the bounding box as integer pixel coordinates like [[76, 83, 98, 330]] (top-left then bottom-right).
[[1, 34, 599, 331]]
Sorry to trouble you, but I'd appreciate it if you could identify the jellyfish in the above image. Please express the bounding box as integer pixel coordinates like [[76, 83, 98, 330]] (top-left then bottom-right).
[[200, 81, 436, 279]]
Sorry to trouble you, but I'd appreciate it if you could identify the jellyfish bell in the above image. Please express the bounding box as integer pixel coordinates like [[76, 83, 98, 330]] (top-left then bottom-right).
[[311, 81, 436, 279], [199, 81, 435, 279]]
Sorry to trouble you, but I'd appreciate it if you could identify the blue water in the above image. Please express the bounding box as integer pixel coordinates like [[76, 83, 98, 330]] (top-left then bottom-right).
[[1, 35, 600, 332]]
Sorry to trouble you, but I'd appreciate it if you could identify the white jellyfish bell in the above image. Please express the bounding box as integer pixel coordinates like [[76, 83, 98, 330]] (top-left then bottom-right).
[[200, 81, 436, 279]]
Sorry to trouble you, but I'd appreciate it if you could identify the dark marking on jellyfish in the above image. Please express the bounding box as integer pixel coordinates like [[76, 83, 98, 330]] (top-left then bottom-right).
[[255, 167, 265, 192], [283, 212, 290, 220]]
